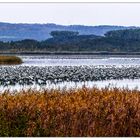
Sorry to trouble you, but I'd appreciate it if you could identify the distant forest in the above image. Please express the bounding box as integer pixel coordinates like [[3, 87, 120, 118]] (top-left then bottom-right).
[[1, 29, 140, 53]]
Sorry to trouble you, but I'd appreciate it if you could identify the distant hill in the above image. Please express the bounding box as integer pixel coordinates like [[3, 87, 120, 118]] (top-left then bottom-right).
[[0, 22, 138, 41]]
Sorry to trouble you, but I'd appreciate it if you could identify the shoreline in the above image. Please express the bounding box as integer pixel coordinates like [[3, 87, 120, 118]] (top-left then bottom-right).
[[1, 51, 140, 56]]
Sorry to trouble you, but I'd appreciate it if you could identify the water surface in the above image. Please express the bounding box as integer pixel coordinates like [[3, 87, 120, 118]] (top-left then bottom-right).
[[19, 55, 140, 67], [1, 79, 140, 92], [1, 55, 140, 91]]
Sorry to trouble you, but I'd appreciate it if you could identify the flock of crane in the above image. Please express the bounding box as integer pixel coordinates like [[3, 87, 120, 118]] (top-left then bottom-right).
[[0, 65, 140, 86]]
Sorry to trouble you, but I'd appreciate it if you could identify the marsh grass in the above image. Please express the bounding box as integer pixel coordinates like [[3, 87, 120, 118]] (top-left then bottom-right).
[[0, 56, 22, 65], [0, 87, 140, 136]]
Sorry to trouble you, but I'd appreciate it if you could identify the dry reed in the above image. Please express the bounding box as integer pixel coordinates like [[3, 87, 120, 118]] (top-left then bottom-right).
[[0, 55, 22, 65], [0, 87, 140, 136]]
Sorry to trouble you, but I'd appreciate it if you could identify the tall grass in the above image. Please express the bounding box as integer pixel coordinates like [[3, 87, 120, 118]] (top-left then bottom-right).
[[0, 87, 140, 137], [0, 56, 22, 65]]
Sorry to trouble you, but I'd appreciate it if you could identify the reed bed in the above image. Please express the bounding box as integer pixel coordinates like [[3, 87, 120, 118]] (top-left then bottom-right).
[[0, 56, 22, 65], [0, 87, 140, 137]]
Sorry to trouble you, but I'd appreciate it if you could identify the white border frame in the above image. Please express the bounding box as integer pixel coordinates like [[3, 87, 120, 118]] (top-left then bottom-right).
[[0, 1, 139, 139], [0, 0, 140, 3]]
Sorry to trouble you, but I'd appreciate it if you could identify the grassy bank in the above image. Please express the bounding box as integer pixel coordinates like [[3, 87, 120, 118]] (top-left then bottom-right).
[[0, 87, 140, 137], [0, 56, 22, 65]]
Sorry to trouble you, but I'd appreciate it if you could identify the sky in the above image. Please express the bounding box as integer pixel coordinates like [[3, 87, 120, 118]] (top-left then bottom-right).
[[0, 3, 140, 26]]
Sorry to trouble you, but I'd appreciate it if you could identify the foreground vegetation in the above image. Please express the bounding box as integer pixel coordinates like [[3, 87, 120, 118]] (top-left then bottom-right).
[[0, 87, 140, 137], [0, 56, 22, 65]]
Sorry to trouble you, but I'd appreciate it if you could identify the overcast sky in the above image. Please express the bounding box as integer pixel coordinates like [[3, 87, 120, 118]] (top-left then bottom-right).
[[0, 3, 140, 26]]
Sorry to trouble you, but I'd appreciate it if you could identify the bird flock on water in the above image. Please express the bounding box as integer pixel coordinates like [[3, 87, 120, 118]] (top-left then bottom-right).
[[0, 65, 140, 86]]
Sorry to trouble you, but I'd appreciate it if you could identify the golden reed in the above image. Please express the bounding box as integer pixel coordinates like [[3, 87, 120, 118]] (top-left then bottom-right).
[[0, 55, 22, 65], [0, 87, 140, 136]]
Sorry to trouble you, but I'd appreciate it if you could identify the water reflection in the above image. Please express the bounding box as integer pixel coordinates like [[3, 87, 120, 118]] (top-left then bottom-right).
[[0, 79, 140, 92]]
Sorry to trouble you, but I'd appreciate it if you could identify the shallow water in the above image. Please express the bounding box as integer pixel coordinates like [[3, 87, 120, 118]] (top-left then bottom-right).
[[1, 55, 140, 91], [19, 55, 140, 67], [0, 79, 140, 92]]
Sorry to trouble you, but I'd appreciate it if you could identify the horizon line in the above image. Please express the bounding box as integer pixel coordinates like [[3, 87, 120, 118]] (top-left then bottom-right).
[[0, 21, 139, 27]]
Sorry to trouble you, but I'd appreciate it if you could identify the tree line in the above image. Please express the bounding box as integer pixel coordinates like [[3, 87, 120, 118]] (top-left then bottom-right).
[[1, 29, 140, 52]]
